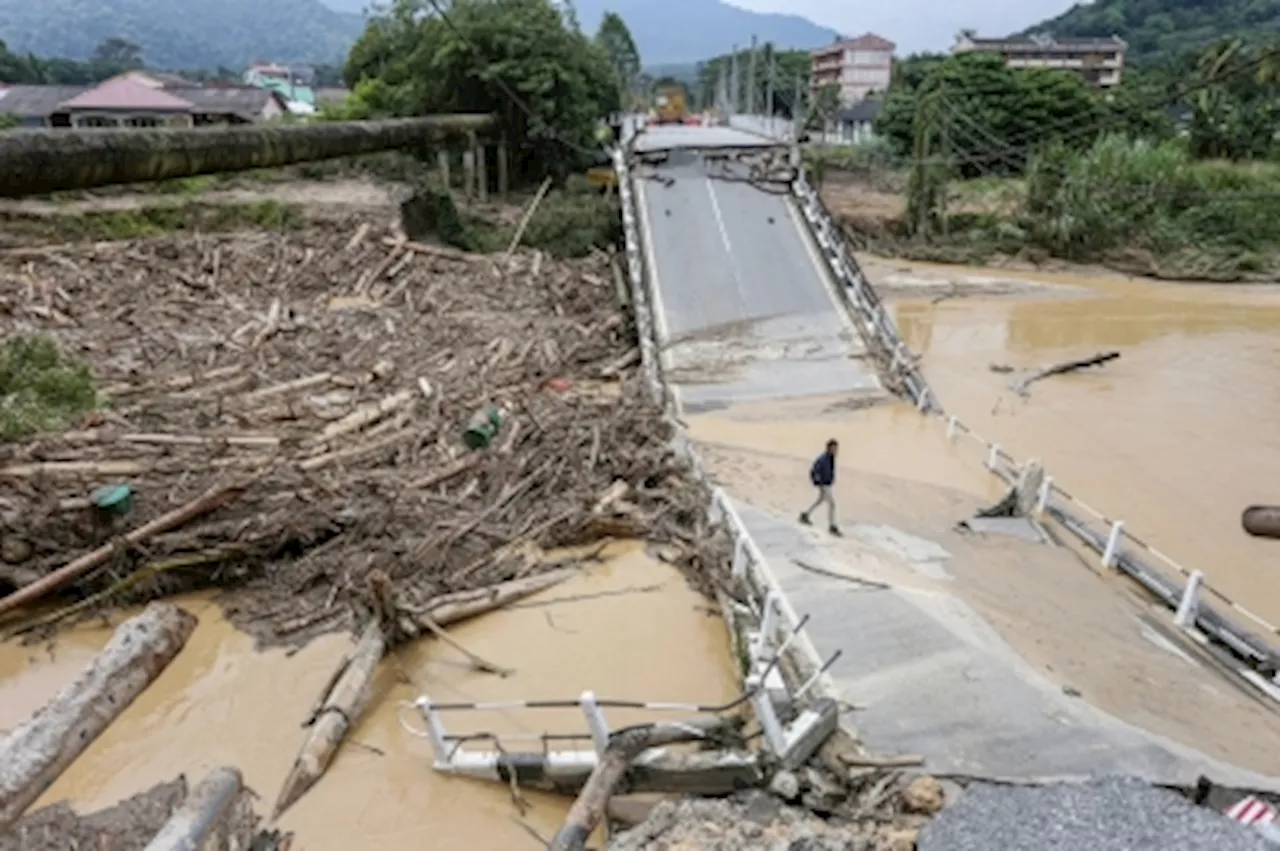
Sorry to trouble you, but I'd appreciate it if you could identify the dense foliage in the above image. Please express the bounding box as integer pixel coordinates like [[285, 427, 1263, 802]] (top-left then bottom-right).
[[1023, 135, 1280, 278], [1024, 0, 1280, 66], [0, 38, 142, 84], [342, 0, 620, 180], [0, 0, 362, 70], [595, 12, 642, 106], [877, 53, 1102, 178]]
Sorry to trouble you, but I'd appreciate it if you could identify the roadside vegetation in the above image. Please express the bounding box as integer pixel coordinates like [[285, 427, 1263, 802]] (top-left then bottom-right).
[[824, 38, 1280, 280], [0, 200, 304, 246], [0, 335, 97, 439]]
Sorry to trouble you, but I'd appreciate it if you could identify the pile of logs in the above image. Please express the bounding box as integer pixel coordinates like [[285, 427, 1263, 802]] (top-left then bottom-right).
[[0, 218, 729, 646]]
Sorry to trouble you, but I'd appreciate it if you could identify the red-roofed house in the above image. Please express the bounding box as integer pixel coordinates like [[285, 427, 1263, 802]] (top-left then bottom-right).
[[58, 77, 196, 128], [810, 33, 896, 107]]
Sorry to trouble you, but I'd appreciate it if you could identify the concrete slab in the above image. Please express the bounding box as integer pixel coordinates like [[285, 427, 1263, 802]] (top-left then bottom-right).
[[731, 499, 1280, 792], [632, 152, 881, 411], [631, 124, 778, 153]]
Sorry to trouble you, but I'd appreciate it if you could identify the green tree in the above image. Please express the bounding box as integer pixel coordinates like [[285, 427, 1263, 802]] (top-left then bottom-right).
[[344, 0, 619, 181], [595, 12, 641, 106], [806, 82, 840, 131], [1187, 37, 1279, 159], [877, 52, 1101, 177], [91, 37, 144, 68]]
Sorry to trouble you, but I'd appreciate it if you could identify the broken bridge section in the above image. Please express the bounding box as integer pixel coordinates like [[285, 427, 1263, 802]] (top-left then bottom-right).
[[630, 135, 882, 414]]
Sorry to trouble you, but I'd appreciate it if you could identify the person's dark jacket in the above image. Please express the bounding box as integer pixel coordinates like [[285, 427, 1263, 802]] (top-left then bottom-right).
[[810, 452, 835, 487]]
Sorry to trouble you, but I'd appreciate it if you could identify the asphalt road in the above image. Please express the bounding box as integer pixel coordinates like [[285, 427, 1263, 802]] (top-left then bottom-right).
[[632, 147, 881, 412]]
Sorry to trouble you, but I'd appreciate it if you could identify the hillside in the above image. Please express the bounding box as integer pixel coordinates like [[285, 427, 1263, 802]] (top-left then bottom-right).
[[320, 0, 836, 65], [1025, 0, 1280, 65], [0, 0, 364, 70]]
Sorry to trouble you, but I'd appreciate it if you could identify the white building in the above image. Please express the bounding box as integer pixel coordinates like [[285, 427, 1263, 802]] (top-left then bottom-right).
[[809, 33, 895, 107]]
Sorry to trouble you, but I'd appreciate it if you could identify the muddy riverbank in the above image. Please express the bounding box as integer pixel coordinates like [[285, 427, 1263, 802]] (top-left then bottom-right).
[[0, 544, 738, 848]]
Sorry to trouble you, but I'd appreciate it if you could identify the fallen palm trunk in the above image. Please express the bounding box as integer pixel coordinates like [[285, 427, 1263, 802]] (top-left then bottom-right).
[[0, 115, 495, 197], [547, 718, 732, 851], [0, 480, 251, 619], [272, 568, 577, 818], [0, 602, 197, 830], [1242, 505, 1280, 539], [1010, 351, 1120, 397], [142, 766, 244, 851]]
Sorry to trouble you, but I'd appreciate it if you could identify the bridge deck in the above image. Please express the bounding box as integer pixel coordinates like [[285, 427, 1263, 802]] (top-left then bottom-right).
[[632, 146, 881, 414]]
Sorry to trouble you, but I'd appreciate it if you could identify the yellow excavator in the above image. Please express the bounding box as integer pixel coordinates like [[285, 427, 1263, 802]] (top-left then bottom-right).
[[653, 81, 689, 125]]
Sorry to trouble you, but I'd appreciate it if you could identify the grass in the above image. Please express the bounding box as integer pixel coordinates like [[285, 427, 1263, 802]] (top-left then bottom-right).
[[2, 200, 305, 244], [0, 335, 97, 439]]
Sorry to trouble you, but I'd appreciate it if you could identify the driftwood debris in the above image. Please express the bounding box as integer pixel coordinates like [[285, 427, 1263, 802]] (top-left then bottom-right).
[[0, 221, 729, 648], [1243, 505, 1280, 539], [0, 602, 197, 830], [0, 481, 250, 620], [271, 568, 576, 819], [548, 718, 730, 851], [141, 766, 244, 851], [1010, 351, 1120, 397]]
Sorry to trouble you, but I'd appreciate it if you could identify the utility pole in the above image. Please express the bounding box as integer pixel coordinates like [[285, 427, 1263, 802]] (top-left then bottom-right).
[[747, 35, 758, 115], [730, 45, 739, 115], [792, 75, 803, 141], [766, 49, 776, 132]]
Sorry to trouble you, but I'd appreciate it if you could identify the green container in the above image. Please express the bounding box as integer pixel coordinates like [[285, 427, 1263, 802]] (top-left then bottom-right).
[[91, 483, 134, 516], [463, 407, 503, 450]]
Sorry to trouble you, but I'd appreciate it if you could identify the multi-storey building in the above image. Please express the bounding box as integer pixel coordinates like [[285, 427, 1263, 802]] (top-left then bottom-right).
[[952, 31, 1127, 88], [809, 33, 895, 107]]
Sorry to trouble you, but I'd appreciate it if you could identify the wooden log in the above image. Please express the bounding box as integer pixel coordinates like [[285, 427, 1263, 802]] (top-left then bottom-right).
[[142, 766, 243, 851], [1243, 505, 1280, 539], [0, 115, 495, 198], [271, 568, 577, 818], [506, 178, 553, 258], [0, 480, 251, 618], [1010, 351, 1120, 397], [0, 602, 197, 830], [548, 718, 731, 851], [316, 390, 414, 443]]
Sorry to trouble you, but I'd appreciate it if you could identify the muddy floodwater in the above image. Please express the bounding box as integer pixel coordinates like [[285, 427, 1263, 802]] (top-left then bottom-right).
[[0, 543, 736, 848], [875, 259, 1280, 627]]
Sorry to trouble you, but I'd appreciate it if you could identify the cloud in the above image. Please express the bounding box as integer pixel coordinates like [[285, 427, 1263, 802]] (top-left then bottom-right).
[[725, 0, 1079, 54]]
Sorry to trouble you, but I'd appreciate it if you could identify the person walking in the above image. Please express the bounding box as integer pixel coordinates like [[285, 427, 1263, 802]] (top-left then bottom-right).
[[800, 439, 841, 536]]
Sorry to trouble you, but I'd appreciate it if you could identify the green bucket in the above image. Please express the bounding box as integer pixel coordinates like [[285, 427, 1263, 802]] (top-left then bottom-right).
[[91, 483, 134, 516], [463, 407, 504, 450]]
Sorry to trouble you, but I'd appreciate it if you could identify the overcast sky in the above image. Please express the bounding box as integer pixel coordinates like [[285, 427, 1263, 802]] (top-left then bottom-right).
[[727, 0, 1083, 54]]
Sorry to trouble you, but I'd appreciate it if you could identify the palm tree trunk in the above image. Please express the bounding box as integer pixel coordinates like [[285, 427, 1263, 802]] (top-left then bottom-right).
[[0, 115, 494, 197]]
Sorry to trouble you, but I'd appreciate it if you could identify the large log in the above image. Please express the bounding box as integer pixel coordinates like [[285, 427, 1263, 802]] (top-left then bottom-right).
[[0, 115, 494, 197], [271, 567, 577, 818], [548, 718, 730, 851], [1243, 505, 1280, 539], [0, 602, 197, 830], [142, 766, 243, 851]]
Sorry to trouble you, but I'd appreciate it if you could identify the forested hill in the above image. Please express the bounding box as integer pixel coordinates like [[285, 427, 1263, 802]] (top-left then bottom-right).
[[0, 0, 363, 70], [1024, 0, 1280, 65]]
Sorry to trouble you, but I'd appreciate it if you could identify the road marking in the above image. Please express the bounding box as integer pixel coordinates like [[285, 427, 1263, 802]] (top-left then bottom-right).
[[704, 176, 751, 320]]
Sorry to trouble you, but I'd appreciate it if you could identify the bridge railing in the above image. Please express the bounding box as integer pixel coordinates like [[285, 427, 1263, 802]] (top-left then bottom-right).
[[784, 150, 1279, 703], [610, 145, 847, 761]]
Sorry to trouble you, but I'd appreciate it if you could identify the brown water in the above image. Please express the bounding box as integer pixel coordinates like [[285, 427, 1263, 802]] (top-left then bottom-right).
[[0, 543, 737, 848], [882, 261, 1280, 627]]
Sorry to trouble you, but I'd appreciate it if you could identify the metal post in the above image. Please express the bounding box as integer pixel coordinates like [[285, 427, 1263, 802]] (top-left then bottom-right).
[[987, 443, 1000, 470], [793, 75, 803, 141], [916, 387, 930, 412], [760, 592, 780, 644], [747, 673, 787, 754], [1036, 476, 1054, 514], [437, 149, 451, 190], [1102, 521, 1125, 568], [747, 35, 758, 115], [1174, 570, 1205, 629], [766, 49, 775, 131], [946, 416, 958, 440], [497, 137, 508, 197], [730, 46, 739, 114], [476, 142, 488, 202], [580, 690, 610, 756], [416, 696, 450, 764], [732, 536, 747, 579]]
